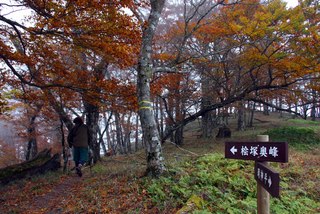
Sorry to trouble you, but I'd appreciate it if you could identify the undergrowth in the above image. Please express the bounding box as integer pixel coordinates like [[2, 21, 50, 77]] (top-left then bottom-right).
[[143, 154, 320, 213], [263, 127, 320, 151], [287, 119, 320, 125]]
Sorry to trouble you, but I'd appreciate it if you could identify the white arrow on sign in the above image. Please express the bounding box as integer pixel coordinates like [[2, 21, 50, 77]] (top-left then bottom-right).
[[268, 177, 272, 187], [230, 146, 238, 155]]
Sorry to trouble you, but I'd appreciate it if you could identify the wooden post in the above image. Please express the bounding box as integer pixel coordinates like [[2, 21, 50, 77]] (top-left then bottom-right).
[[257, 135, 270, 214]]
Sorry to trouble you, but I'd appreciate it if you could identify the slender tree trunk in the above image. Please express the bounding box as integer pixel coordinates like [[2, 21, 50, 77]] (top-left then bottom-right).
[[137, 0, 166, 177], [167, 95, 175, 142], [293, 105, 298, 119], [26, 115, 38, 161], [125, 131, 132, 154], [200, 68, 214, 138], [84, 102, 100, 163], [201, 100, 214, 138], [114, 111, 125, 154], [111, 124, 117, 154], [106, 123, 113, 154], [311, 89, 317, 121], [174, 86, 184, 145], [135, 114, 140, 152], [155, 96, 160, 135], [155, 96, 165, 139], [101, 112, 113, 154], [263, 103, 269, 115], [98, 127, 107, 155], [122, 113, 132, 154], [100, 138, 107, 156], [174, 126, 184, 145], [159, 97, 164, 139], [237, 101, 246, 131], [248, 101, 255, 127], [59, 119, 68, 172], [279, 98, 283, 118], [26, 135, 37, 161]]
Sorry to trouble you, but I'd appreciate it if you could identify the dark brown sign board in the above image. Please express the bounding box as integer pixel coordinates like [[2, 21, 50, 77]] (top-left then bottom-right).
[[255, 162, 280, 198], [225, 141, 288, 163]]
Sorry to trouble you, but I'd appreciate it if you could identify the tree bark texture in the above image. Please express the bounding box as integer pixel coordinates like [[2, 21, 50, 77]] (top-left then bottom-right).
[[248, 101, 256, 127], [59, 119, 68, 172], [26, 115, 38, 161], [200, 68, 214, 138], [174, 82, 185, 145], [114, 111, 125, 154], [237, 101, 246, 131], [134, 115, 140, 152], [137, 0, 166, 177], [84, 101, 100, 163], [201, 101, 214, 138]]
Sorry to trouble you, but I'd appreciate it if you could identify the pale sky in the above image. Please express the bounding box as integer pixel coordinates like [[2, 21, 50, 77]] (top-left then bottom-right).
[[285, 0, 299, 8], [0, 0, 299, 23]]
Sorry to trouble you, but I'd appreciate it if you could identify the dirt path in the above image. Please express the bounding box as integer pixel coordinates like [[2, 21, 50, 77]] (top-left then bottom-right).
[[28, 173, 86, 213], [0, 168, 91, 214]]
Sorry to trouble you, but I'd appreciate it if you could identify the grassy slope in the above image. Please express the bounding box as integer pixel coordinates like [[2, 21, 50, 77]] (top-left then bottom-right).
[[0, 112, 319, 213], [151, 112, 320, 213]]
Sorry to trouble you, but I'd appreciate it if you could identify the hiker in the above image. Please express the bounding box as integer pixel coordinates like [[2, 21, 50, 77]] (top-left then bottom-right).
[[67, 116, 90, 177]]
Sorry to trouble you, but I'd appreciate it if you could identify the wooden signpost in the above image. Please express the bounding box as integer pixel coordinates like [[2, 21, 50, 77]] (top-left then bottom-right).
[[225, 135, 288, 214]]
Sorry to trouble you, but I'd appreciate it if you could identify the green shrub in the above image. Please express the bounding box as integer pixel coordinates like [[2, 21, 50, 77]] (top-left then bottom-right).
[[263, 127, 320, 150], [287, 119, 320, 125]]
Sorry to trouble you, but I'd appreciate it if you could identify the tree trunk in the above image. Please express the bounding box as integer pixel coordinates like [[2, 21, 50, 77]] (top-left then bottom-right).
[[135, 114, 140, 152], [125, 131, 132, 154], [114, 111, 125, 154], [59, 119, 68, 172], [279, 98, 283, 118], [263, 103, 269, 115], [0, 149, 60, 185], [106, 123, 114, 154], [84, 102, 100, 163], [26, 115, 38, 161], [174, 87, 184, 145], [200, 68, 214, 138], [311, 89, 317, 121], [237, 101, 246, 131], [159, 97, 165, 139], [201, 105, 214, 138], [174, 126, 184, 145], [137, 0, 166, 177], [101, 112, 113, 155], [124, 113, 132, 154], [248, 101, 255, 127], [99, 128, 108, 156]]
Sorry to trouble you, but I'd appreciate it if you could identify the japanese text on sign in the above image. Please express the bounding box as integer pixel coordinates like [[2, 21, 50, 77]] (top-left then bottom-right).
[[254, 162, 280, 198], [239, 145, 279, 158], [225, 141, 288, 162], [257, 167, 272, 187]]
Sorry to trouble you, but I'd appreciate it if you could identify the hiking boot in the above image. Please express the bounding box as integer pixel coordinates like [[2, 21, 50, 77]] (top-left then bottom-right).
[[76, 164, 82, 177]]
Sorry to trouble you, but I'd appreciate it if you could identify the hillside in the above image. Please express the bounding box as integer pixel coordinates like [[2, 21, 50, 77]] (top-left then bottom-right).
[[0, 112, 319, 213]]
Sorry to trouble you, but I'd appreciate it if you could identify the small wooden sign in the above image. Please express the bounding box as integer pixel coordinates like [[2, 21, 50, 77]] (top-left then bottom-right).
[[225, 141, 288, 163], [255, 162, 280, 198]]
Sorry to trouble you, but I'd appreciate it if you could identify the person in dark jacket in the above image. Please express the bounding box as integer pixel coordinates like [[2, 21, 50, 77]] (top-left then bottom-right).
[[67, 117, 90, 177]]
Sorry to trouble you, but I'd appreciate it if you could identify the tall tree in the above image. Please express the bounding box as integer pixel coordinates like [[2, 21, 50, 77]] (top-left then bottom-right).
[[136, 0, 167, 177], [1, 0, 140, 162]]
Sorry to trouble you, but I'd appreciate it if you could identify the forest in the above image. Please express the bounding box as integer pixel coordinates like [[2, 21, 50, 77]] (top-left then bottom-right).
[[0, 0, 319, 213], [0, 0, 319, 181]]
